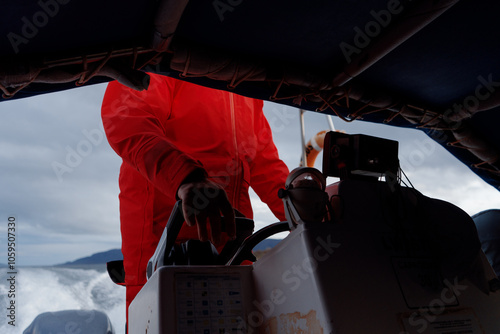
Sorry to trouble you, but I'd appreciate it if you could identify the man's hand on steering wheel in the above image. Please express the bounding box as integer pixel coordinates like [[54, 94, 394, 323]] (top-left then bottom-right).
[[177, 170, 236, 246]]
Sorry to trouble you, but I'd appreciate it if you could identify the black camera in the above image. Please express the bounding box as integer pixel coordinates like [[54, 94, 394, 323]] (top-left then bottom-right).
[[322, 131, 399, 180]]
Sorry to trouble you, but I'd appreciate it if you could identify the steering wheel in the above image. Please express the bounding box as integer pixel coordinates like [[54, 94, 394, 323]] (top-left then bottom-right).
[[147, 201, 286, 278]]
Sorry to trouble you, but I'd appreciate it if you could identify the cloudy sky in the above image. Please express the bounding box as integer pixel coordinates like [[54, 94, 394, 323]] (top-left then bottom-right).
[[1, 83, 499, 266]]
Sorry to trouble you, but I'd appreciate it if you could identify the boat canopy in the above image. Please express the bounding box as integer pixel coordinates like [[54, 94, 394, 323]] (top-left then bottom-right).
[[1, 0, 500, 190]]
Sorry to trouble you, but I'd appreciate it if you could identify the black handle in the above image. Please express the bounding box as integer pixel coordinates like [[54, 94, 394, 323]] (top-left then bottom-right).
[[147, 201, 185, 278]]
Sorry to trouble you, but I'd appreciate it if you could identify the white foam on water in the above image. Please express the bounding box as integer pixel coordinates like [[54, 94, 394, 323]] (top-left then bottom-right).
[[0, 267, 125, 334]]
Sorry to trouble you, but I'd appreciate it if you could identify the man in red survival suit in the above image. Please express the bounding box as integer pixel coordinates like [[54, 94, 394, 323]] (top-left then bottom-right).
[[101, 73, 289, 322]]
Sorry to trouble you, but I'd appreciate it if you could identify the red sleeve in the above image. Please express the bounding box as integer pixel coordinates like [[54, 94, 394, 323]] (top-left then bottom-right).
[[249, 101, 289, 221], [101, 75, 204, 199]]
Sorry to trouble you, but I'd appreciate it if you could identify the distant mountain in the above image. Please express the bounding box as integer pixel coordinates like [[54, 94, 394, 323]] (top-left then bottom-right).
[[254, 238, 282, 251], [59, 238, 282, 266], [61, 249, 123, 266]]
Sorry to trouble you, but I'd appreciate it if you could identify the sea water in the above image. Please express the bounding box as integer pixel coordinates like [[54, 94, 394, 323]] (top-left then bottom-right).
[[0, 265, 125, 334]]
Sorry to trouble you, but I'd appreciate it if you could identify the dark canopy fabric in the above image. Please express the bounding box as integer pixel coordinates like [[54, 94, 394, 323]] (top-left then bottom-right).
[[1, 0, 500, 190]]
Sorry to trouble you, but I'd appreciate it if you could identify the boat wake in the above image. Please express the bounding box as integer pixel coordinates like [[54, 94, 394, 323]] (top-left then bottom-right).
[[0, 266, 125, 334]]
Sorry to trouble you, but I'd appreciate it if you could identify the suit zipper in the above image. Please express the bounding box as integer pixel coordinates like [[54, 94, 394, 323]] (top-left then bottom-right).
[[229, 93, 241, 206]]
